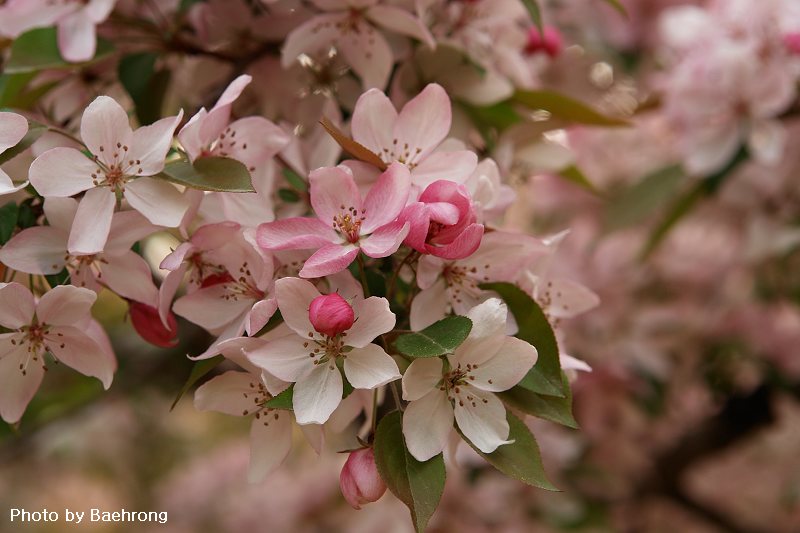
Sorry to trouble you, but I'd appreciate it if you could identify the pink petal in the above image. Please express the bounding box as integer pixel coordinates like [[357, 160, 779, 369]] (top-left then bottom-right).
[[67, 186, 115, 255], [394, 83, 451, 160], [343, 343, 400, 389], [309, 165, 363, 228], [274, 277, 321, 338], [47, 325, 116, 389], [398, 203, 428, 252], [173, 284, 252, 331], [293, 363, 343, 425], [28, 147, 97, 197], [85, 0, 115, 22], [351, 89, 398, 156], [0, 282, 35, 328], [0, 169, 27, 195], [427, 223, 484, 260], [409, 280, 449, 331], [57, 12, 96, 62], [256, 217, 338, 250], [101, 251, 160, 306], [194, 370, 259, 416], [124, 177, 190, 227], [544, 278, 600, 319], [128, 111, 184, 176], [36, 285, 96, 326], [42, 197, 78, 229], [360, 219, 409, 258], [337, 19, 393, 89], [177, 108, 207, 161], [0, 339, 45, 423], [345, 296, 396, 348], [223, 116, 290, 168], [361, 162, 411, 233], [158, 264, 187, 329], [412, 150, 478, 189], [0, 111, 28, 151], [299, 243, 360, 278], [0, 227, 67, 275], [415, 255, 445, 290], [80, 96, 133, 167], [246, 333, 314, 382], [248, 411, 292, 482], [281, 13, 344, 68], [197, 75, 251, 148], [366, 5, 435, 48], [425, 202, 460, 225], [105, 210, 160, 255], [245, 298, 279, 336]]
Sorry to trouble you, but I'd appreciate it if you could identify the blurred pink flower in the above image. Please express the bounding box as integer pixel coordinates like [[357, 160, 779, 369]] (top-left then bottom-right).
[[340, 447, 386, 509], [0, 112, 29, 195]]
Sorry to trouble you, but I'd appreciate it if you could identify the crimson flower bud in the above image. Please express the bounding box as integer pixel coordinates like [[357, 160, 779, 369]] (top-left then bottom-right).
[[785, 32, 800, 55], [525, 26, 563, 58], [129, 301, 178, 348], [340, 448, 386, 510], [309, 293, 355, 337]]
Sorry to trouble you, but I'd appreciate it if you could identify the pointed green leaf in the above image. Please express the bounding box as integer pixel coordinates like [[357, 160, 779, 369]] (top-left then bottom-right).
[[374, 411, 446, 532], [603, 165, 683, 232], [500, 373, 577, 428], [0, 202, 19, 245], [395, 316, 472, 358], [521, 0, 544, 35], [514, 90, 629, 127], [171, 355, 225, 410], [282, 167, 308, 191], [278, 188, 300, 202], [45, 268, 71, 288], [480, 282, 565, 397], [462, 411, 558, 491], [5, 27, 114, 74], [265, 385, 294, 410], [559, 165, 600, 195], [157, 157, 255, 192], [601, 0, 628, 17], [119, 52, 171, 125]]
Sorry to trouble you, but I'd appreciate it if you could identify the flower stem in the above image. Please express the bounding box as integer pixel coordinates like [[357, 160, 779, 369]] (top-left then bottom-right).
[[370, 388, 378, 435], [356, 254, 370, 297]]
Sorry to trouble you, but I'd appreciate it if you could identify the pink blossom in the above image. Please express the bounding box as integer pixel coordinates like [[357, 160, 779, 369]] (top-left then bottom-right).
[[401, 180, 484, 260], [0, 283, 116, 423], [246, 277, 399, 425], [256, 163, 411, 278], [0, 112, 29, 195], [309, 293, 355, 337], [340, 447, 386, 509], [525, 26, 563, 58], [350, 84, 477, 191], [282, 0, 435, 89], [784, 32, 800, 55]]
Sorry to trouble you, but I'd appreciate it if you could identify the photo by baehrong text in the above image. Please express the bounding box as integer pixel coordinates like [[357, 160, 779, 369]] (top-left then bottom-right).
[[9, 508, 168, 524]]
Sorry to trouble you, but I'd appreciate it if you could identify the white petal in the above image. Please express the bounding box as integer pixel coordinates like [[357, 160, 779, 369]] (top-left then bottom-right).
[[402, 389, 453, 461], [0, 282, 34, 329], [343, 343, 400, 389], [128, 112, 184, 176], [470, 336, 537, 392], [124, 178, 190, 227], [172, 284, 251, 330], [194, 370, 260, 416], [80, 96, 133, 166], [0, 227, 66, 275], [402, 357, 442, 401], [245, 334, 314, 383], [453, 386, 510, 454], [345, 296, 396, 348], [47, 325, 116, 389], [100, 251, 160, 306], [409, 280, 449, 331], [67, 186, 115, 255], [0, 339, 45, 424], [28, 147, 97, 197], [248, 412, 292, 482], [293, 363, 343, 425], [36, 285, 96, 326], [274, 277, 321, 338]]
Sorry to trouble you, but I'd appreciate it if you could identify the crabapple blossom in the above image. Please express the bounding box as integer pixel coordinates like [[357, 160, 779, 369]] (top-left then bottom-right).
[[256, 163, 411, 278], [340, 447, 386, 509], [28, 95, 185, 254], [246, 277, 399, 425], [0, 283, 116, 423], [525, 26, 563, 58], [402, 299, 537, 461], [0, 112, 29, 195]]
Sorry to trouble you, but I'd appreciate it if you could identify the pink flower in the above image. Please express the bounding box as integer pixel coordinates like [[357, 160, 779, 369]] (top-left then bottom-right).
[[784, 32, 800, 55], [256, 163, 411, 278], [401, 180, 484, 260], [0, 112, 29, 195], [29, 95, 186, 254], [350, 84, 478, 190], [340, 447, 386, 509], [282, 0, 435, 89], [0, 198, 160, 306], [246, 277, 400, 425], [309, 293, 355, 337], [0, 283, 117, 423], [525, 26, 563, 58]]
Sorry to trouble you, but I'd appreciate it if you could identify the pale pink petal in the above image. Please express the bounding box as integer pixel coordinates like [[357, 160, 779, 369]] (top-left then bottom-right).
[[0, 282, 35, 328], [0, 227, 67, 275], [0, 112, 28, 151], [245, 298, 279, 336], [257, 217, 338, 251], [310, 0, 350, 9], [281, 13, 345, 68], [309, 165, 363, 227], [80, 96, 133, 166], [366, 5, 435, 48], [402, 357, 442, 401], [427, 223, 483, 260], [177, 108, 208, 161], [351, 89, 398, 155], [47, 325, 115, 389], [245, 334, 314, 382], [360, 220, 409, 258], [105, 210, 160, 255], [173, 284, 251, 331], [194, 370, 259, 416], [299, 243, 360, 278], [85, 0, 115, 22], [36, 285, 96, 326], [57, 12, 96, 62], [0, 170, 27, 195], [343, 343, 400, 389], [293, 362, 343, 425], [274, 277, 321, 338], [361, 162, 411, 232], [411, 150, 478, 189], [224, 116, 290, 167], [0, 340, 45, 423], [394, 84, 451, 159], [42, 197, 78, 229], [684, 125, 741, 176], [127, 111, 184, 176], [124, 177, 190, 227], [28, 147, 97, 197], [101, 251, 159, 306], [67, 186, 115, 255], [561, 353, 592, 373], [403, 389, 453, 461], [544, 278, 600, 319], [415, 255, 445, 290], [465, 298, 507, 340], [453, 386, 510, 454], [409, 280, 449, 331], [469, 337, 537, 392], [158, 264, 186, 329], [345, 296, 396, 348], [338, 20, 393, 89], [248, 412, 292, 482], [198, 75, 251, 148], [398, 203, 428, 252]]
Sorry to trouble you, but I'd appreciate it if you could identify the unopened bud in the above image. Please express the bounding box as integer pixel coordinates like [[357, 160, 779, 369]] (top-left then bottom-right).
[[784, 32, 800, 55], [309, 293, 355, 337], [525, 26, 563, 58], [130, 302, 178, 348], [340, 448, 386, 510]]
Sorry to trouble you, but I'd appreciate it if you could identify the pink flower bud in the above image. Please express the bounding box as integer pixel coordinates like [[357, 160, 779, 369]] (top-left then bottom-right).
[[784, 32, 800, 55], [340, 448, 386, 510], [129, 302, 178, 348], [525, 26, 563, 58], [309, 293, 355, 337]]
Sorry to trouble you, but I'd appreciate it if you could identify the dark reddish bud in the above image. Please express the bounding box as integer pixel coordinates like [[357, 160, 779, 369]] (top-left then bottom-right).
[[130, 302, 178, 348], [309, 293, 355, 337]]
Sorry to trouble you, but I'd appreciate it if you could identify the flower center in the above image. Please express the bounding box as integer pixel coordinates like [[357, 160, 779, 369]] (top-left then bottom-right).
[[333, 206, 365, 243], [302, 332, 350, 370], [90, 143, 143, 191], [219, 261, 265, 302], [241, 379, 284, 427], [439, 362, 489, 407], [379, 138, 423, 169], [10, 321, 62, 376]]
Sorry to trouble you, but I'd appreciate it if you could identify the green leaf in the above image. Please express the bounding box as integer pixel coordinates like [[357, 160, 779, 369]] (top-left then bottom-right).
[[16, 201, 38, 229], [264, 385, 294, 410], [278, 188, 300, 202], [119, 53, 171, 125], [45, 268, 71, 288], [558, 165, 599, 195], [282, 167, 308, 191], [480, 282, 565, 397], [374, 411, 446, 533], [395, 316, 472, 358], [0, 120, 47, 166], [461, 411, 557, 491], [499, 373, 577, 428], [601, 0, 628, 17], [0, 202, 19, 245], [171, 355, 225, 410], [0, 72, 36, 107], [514, 90, 629, 127], [157, 157, 255, 192], [603, 165, 683, 232], [521, 0, 544, 35], [5, 27, 114, 74]]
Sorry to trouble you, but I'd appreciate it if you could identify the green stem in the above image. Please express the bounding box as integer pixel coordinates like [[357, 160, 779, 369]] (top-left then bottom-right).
[[356, 254, 370, 297], [370, 388, 379, 435], [386, 250, 417, 304]]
